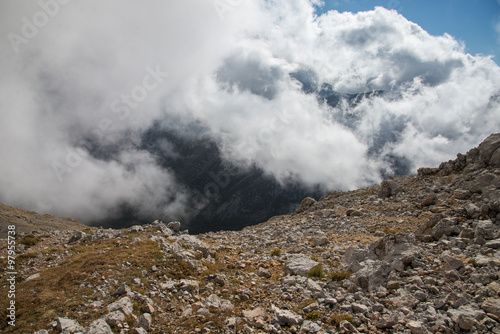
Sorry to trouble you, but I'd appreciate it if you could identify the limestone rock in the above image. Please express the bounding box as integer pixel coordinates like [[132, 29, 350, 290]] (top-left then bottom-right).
[[482, 298, 500, 318], [271, 306, 303, 326], [284, 254, 320, 277], [378, 180, 394, 198], [136, 313, 152, 332], [295, 197, 316, 214], [56, 317, 84, 333], [478, 133, 500, 166], [85, 319, 112, 334], [104, 311, 125, 327], [167, 221, 181, 232], [107, 297, 134, 316]]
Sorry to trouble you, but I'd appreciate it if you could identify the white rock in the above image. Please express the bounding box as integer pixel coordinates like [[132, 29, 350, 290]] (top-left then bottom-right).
[[300, 320, 321, 333], [136, 313, 152, 331], [272, 305, 303, 326], [56, 317, 84, 333], [107, 297, 134, 316], [85, 319, 113, 334], [284, 254, 320, 277], [105, 311, 125, 327]]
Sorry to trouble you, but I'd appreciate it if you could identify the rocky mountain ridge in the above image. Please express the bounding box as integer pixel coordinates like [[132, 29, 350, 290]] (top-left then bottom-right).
[[1, 133, 500, 333]]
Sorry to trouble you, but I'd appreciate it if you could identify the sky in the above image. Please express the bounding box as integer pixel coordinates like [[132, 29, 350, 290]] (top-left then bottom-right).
[[0, 0, 499, 225], [318, 0, 500, 63]]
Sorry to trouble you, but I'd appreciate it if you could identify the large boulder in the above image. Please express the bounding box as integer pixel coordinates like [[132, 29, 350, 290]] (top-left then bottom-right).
[[478, 133, 500, 167], [378, 180, 394, 198], [107, 297, 134, 316], [295, 197, 316, 214], [342, 245, 377, 272], [354, 260, 392, 291], [369, 233, 418, 270], [271, 305, 303, 326], [284, 254, 320, 277]]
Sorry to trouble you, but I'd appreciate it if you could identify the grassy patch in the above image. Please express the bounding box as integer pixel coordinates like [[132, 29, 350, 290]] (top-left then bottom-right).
[[329, 271, 352, 281], [18, 234, 40, 247], [305, 311, 322, 321], [329, 313, 353, 326], [0, 239, 164, 333], [307, 265, 324, 279], [270, 248, 281, 257]]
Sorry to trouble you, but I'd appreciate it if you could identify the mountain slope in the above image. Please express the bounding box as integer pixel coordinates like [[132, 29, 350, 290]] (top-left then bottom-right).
[[1, 133, 500, 333]]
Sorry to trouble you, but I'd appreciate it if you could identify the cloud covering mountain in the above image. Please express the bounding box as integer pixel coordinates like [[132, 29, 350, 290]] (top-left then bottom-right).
[[1, 0, 499, 226]]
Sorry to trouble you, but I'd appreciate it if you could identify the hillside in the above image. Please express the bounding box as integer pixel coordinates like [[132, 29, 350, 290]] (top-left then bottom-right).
[[0, 203, 88, 238], [1, 133, 500, 333]]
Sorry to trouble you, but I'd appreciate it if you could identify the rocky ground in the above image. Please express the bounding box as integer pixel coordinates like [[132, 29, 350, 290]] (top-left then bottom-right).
[[1, 133, 500, 334]]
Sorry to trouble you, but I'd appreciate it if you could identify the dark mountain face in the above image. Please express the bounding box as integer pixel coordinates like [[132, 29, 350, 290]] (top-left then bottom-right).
[[91, 122, 322, 234], [90, 70, 414, 233]]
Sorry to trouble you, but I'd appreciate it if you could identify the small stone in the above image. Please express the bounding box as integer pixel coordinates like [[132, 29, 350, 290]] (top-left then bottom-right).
[[475, 220, 497, 240], [107, 297, 134, 316], [295, 197, 316, 213], [421, 194, 438, 207], [379, 180, 394, 198], [105, 311, 125, 327], [141, 301, 155, 314], [284, 254, 320, 277], [459, 228, 475, 239], [182, 308, 192, 317], [339, 320, 360, 333], [351, 303, 370, 314], [458, 314, 477, 331], [312, 235, 329, 246], [376, 313, 398, 329], [136, 313, 152, 331], [167, 221, 181, 232], [302, 302, 319, 313], [68, 231, 86, 243], [26, 273, 40, 281], [387, 281, 401, 290], [346, 209, 363, 217], [56, 317, 84, 333], [133, 328, 148, 334], [272, 305, 302, 326], [407, 320, 426, 334], [85, 318, 113, 334], [482, 298, 500, 317], [257, 267, 272, 278], [197, 307, 210, 316], [242, 307, 266, 320], [300, 320, 321, 333], [113, 283, 131, 296], [485, 239, 500, 249]]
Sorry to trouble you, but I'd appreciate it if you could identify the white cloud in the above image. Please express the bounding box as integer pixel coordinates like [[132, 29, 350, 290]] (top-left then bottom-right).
[[0, 0, 499, 223]]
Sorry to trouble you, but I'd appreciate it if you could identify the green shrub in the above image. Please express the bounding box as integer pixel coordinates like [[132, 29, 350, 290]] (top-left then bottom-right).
[[307, 265, 324, 278], [329, 313, 353, 326], [305, 311, 322, 321], [270, 248, 281, 257], [19, 234, 40, 247]]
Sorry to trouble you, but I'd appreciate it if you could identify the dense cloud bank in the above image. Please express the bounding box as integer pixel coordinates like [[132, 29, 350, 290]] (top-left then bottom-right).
[[1, 0, 499, 225]]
